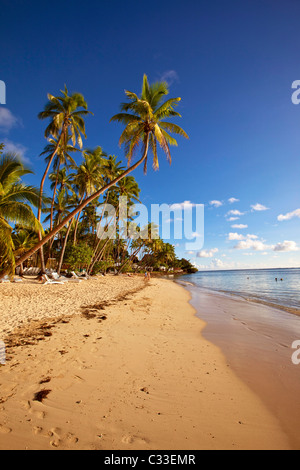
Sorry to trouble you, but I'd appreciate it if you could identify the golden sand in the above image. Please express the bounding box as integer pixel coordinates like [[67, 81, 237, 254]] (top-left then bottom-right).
[[0, 277, 290, 450]]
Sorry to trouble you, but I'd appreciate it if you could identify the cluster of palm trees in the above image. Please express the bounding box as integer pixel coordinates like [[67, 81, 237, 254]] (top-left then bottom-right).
[[0, 75, 196, 277]]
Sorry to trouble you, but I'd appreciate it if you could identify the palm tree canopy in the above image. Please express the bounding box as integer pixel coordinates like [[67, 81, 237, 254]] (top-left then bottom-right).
[[38, 85, 92, 148], [0, 153, 45, 275], [40, 135, 78, 172], [0, 154, 44, 232], [110, 74, 189, 172], [73, 147, 106, 198]]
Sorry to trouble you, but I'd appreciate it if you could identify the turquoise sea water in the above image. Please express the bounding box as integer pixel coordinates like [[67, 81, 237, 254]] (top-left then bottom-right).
[[180, 268, 300, 313]]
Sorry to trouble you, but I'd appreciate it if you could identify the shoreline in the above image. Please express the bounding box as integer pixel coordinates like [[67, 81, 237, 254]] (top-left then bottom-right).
[[176, 278, 300, 318], [0, 277, 291, 450]]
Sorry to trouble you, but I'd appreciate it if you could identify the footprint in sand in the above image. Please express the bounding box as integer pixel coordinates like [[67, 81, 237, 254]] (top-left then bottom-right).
[[33, 426, 43, 435], [0, 424, 12, 434], [48, 428, 79, 448], [121, 435, 148, 445]]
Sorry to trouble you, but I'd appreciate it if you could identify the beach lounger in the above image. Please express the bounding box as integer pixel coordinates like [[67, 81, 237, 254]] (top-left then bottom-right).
[[51, 272, 82, 283], [71, 271, 88, 281], [42, 274, 65, 285]]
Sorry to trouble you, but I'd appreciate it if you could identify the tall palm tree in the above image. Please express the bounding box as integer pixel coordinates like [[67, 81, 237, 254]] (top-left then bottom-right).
[[37, 86, 91, 271], [110, 74, 189, 172], [41, 136, 77, 232], [15, 75, 188, 268], [0, 153, 43, 276], [72, 146, 106, 244]]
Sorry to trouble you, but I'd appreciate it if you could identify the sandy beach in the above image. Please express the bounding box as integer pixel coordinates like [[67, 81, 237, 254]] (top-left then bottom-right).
[[0, 277, 291, 450]]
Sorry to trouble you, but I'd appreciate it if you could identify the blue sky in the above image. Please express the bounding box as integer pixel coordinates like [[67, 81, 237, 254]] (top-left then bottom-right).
[[0, 0, 300, 270]]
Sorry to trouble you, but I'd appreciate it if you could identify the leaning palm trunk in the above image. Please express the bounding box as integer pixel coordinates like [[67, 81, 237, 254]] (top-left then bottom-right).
[[118, 246, 142, 274], [15, 135, 150, 268], [88, 238, 111, 275], [88, 200, 118, 273], [88, 214, 117, 274]]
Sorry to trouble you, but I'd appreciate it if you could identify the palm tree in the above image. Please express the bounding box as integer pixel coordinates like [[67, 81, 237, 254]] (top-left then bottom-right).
[[12, 228, 38, 276], [15, 75, 188, 268], [101, 154, 125, 183], [0, 153, 43, 276], [37, 86, 91, 271], [110, 73, 189, 172], [41, 136, 78, 232], [72, 147, 106, 245]]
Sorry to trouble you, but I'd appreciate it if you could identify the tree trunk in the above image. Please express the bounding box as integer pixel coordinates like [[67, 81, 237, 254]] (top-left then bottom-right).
[[118, 247, 141, 274], [57, 219, 73, 274], [73, 195, 84, 246], [37, 133, 64, 273], [88, 214, 117, 274]]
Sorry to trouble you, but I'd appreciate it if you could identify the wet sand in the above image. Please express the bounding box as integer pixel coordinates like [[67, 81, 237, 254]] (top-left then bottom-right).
[[186, 285, 300, 449]]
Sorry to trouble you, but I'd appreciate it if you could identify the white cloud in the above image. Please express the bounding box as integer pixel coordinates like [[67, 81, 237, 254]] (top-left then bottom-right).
[[160, 70, 179, 85], [227, 216, 240, 222], [210, 258, 225, 269], [0, 108, 20, 132], [227, 209, 244, 217], [228, 232, 245, 241], [251, 203, 269, 212], [2, 139, 29, 163], [197, 248, 219, 258], [231, 224, 248, 229], [210, 200, 223, 208], [228, 197, 239, 204], [233, 236, 299, 253], [273, 241, 299, 252], [278, 209, 300, 222], [170, 201, 195, 211], [234, 239, 270, 251]]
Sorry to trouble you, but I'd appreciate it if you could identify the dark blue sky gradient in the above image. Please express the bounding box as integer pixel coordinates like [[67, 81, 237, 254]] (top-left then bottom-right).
[[1, 0, 300, 268]]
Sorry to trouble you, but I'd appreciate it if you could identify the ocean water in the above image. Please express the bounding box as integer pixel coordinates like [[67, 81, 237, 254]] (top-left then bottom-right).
[[180, 268, 300, 313]]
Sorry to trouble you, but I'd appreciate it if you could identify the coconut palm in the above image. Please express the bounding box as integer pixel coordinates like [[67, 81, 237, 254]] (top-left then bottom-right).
[[49, 167, 75, 198], [12, 228, 38, 275], [16, 75, 188, 268], [41, 136, 78, 231], [37, 86, 91, 271], [0, 153, 44, 276], [72, 146, 106, 244], [110, 73, 189, 172]]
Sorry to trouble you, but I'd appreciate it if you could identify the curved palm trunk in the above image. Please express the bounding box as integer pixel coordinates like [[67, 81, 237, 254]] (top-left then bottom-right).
[[38, 131, 65, 273], [16, 134, 150, 268], [50, 164, 61, 232], [88, 238, 111, 275], [118, 246, 141, 274], [88, 212, 117, 274], [47, 164, 61, 261], [73, 194, 85, 246]]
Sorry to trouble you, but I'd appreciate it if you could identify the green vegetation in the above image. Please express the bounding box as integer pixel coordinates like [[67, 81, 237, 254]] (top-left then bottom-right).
[[0, 76, 196, 277]]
